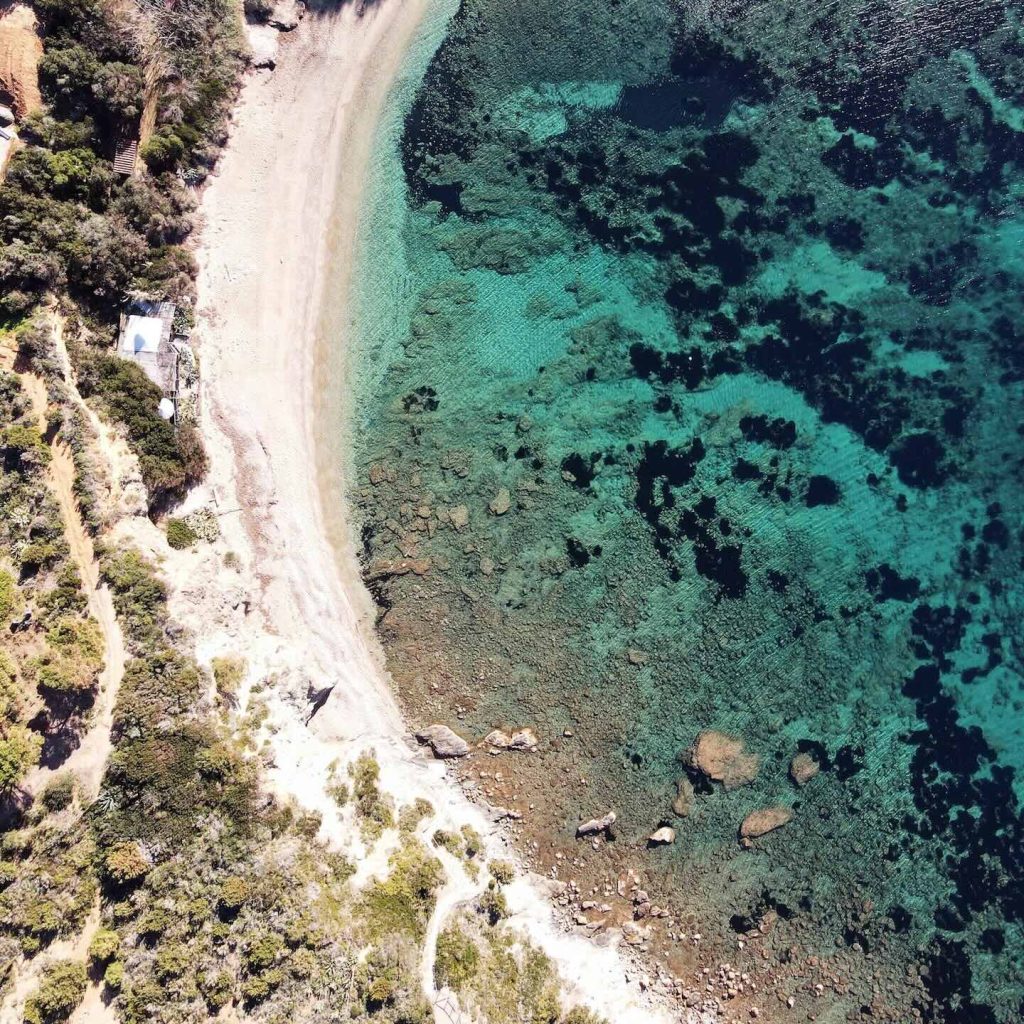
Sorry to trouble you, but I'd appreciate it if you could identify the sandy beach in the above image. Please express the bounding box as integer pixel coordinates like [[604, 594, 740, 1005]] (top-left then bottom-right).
[[119, 1, 685, 1020]]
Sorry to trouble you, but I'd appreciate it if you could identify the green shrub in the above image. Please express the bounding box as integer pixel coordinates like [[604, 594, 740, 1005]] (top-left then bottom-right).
[[0, 726, 43, 792], [78, 356, 207, 503], [434, 925, 479, 990], [40, 773, 75, 811], [165, 517, 197, 550], [361, 841, 444, 939], [99, 549, 167, 649], [349, 751, 395, 839], [244, 930, 284, 971], [489, 859, 515, 885], [212, 656, 245, 701], [155, 942, 191, 980], [102, 961, 123, 990], [103, 842, 149, 884], [0, 569, 19, 621], [398, 797, 433, 833], [478, 885, 509, 925], [432, 829, 460, 854], [217, 875, 249, 911], [562, 1008, 607, 1024], [88, 928, 119, 964], [24, 960, 87, 1023], [461, 825, 482, 859]]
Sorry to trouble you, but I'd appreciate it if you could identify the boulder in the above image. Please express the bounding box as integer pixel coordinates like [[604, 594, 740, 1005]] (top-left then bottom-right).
[[483, 727, 538, 752], [449, 504, 469, 531], [683, 730, 759, 789], [576, 810, 616, 837], [648, 826, 676, 846], [509, 727, 539, 751], [672, 776, 695, 817], [789, 752, 820, 786], [739, 806, 793, 840], [415, 724, 470, 759]]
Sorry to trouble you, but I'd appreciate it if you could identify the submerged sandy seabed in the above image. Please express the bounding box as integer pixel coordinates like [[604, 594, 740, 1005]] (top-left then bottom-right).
[[107, 2, 681, 1020]]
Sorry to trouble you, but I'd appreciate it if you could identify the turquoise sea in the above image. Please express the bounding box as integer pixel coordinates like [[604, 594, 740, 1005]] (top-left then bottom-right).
[[348, 1, 1024, 1019]]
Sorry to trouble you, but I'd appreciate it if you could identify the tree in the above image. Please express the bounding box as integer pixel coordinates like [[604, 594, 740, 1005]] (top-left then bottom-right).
[[91, 62, 144, 120]]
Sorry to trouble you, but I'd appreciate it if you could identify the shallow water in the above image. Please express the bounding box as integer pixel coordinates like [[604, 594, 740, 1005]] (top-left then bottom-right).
[[349, 1, 1024, 1019]]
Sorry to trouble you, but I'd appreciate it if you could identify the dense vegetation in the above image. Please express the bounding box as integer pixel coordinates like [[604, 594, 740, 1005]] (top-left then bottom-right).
[[0, 0, 245, 507]]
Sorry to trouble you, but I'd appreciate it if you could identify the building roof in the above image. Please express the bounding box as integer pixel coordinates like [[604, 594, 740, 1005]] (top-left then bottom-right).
[[121, 315, 163, 355]]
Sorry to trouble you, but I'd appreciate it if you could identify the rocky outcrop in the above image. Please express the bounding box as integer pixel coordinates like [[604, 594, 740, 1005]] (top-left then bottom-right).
[[576, 810, 616, 837], [683, 730, 759, 789], [647, 826, 676, 846], [415, 724, 470, 759], [739, 806, 793, 840], [789, 752, 820, 786]]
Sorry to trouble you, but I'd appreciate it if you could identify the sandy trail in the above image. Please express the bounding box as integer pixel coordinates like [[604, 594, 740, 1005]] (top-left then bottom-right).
[[145, 2, 679, 1021], [21, 318, 127, 803]]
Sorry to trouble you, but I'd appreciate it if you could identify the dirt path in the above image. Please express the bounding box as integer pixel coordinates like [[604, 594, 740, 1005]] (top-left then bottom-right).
[[421, 848, 478, 1024], [21, 324, 127, 800]]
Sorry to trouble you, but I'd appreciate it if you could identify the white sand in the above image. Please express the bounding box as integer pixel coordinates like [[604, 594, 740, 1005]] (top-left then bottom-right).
[[137, 2, 684, 1020]]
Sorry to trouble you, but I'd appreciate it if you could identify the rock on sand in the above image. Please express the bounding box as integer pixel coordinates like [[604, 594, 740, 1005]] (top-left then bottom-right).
[[483, 726, 539, 752], [576, 810, 616, 837], [415, 724, 470, 759], [683, 730, 760, 789]]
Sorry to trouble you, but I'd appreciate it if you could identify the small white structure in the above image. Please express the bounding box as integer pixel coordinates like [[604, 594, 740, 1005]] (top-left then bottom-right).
[[120, 314, 163, 357], [157, 397, 175, 420], [117, 301, 179, 416]]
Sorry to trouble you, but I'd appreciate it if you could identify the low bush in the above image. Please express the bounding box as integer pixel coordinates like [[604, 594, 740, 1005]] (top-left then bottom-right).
[[165, 517, 197, 550], [88, 928, 119, 963], [434, 926, 479, 990], [40, 773, 75, 812], [24, 959, 87, 1024]]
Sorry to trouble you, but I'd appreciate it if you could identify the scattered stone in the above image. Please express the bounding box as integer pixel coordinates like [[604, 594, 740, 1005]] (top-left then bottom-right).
[[648, 826, 676, 846], [367, 557, 432, 580], [789, 752, 820, 786], [739, 806, 794, 840], [482, 727, 538, 752], [489, 487, 511, 516], [490, 806, 522, 822], [626, 648, 649, 665], [672, 776, 695, 817], [683, 730, 760, 789], [415, 724, 470, 759], [576, 810, 616, 837], [449, 504, 469, 531]]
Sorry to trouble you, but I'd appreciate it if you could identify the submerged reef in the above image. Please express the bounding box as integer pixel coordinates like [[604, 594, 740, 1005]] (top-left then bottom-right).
[[352, 1, 1024, 1020]]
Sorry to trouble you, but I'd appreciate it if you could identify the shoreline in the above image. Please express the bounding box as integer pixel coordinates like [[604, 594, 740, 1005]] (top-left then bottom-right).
[[169, 2, 680, 1021]]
